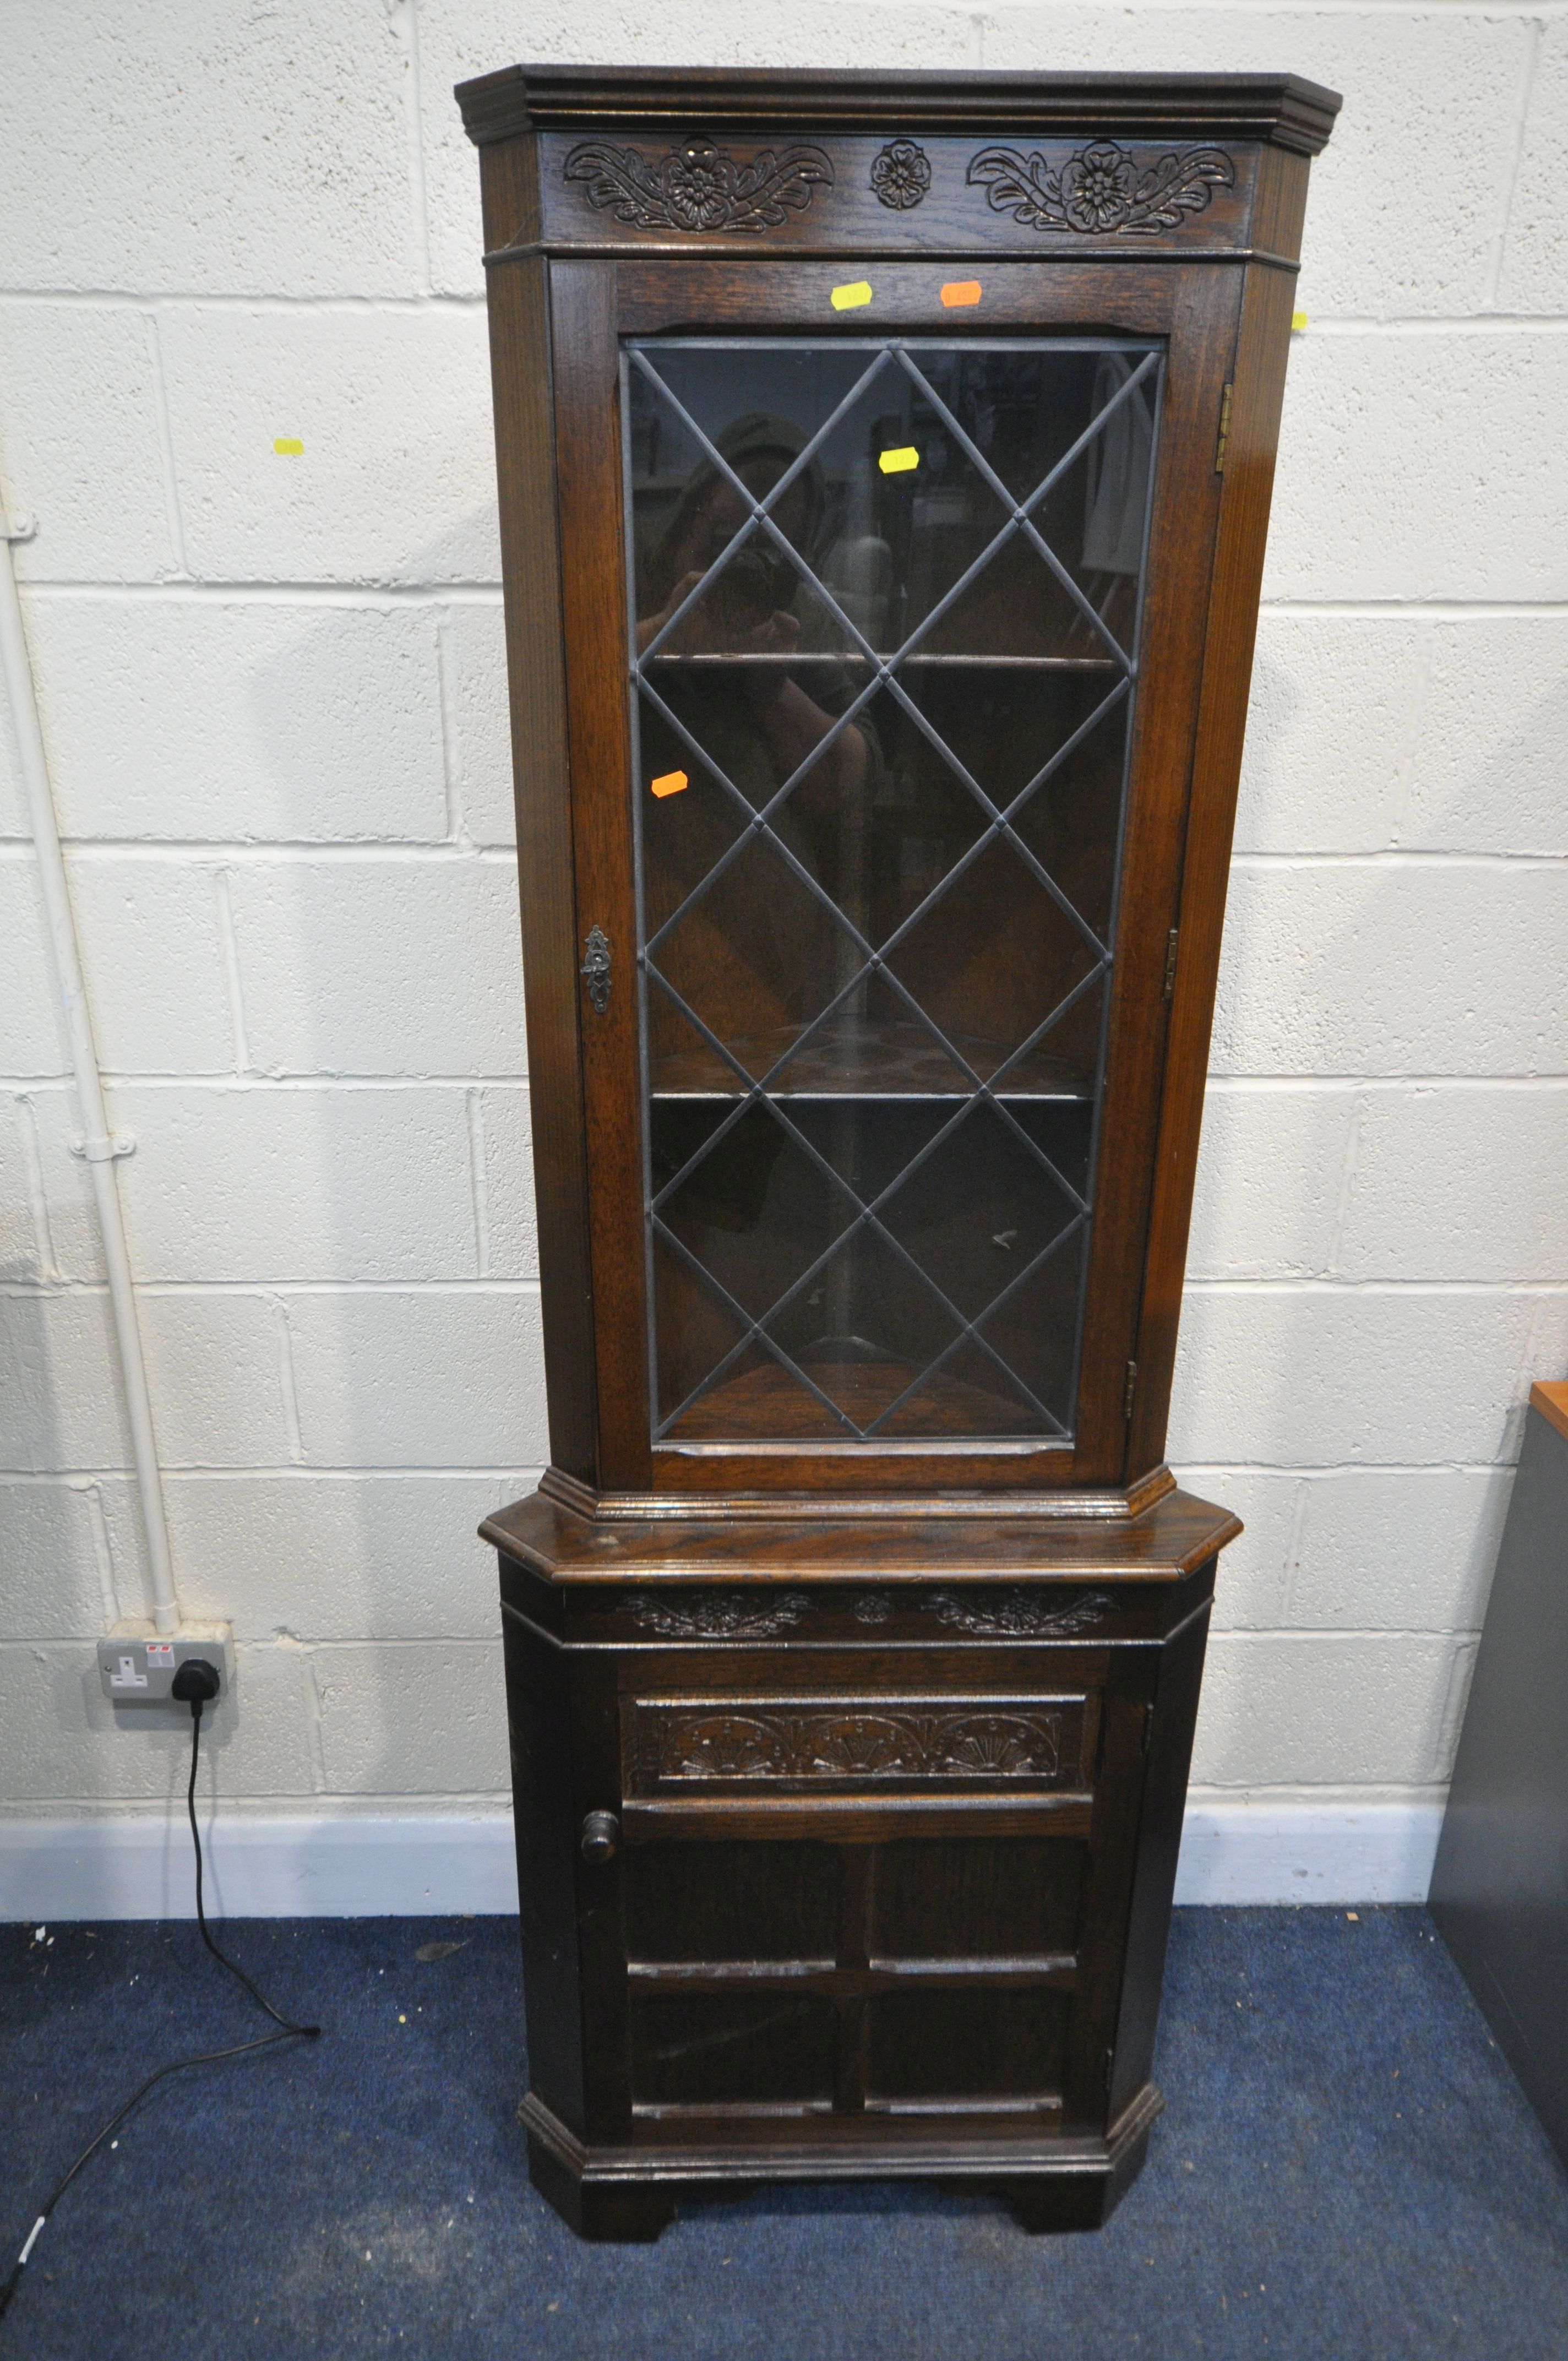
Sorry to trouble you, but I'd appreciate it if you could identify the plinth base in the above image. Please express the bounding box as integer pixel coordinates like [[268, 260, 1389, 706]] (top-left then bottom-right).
[[519, 2086, 1163, 2242]]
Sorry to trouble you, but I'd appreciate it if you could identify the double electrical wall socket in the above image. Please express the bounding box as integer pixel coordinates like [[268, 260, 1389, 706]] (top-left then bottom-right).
[[99, 1619, 234, 1704]]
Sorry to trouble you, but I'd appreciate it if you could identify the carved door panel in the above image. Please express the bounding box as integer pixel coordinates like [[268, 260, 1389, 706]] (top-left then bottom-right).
[[600, 1652, 1153, 2132]]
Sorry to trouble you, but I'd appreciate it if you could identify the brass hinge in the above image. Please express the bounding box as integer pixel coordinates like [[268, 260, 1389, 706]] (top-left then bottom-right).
[[1215, 382, 1234, 474], [1162, 927, 1179, 1001], [1103, 2047, 1115, 2097], [1123, 1360, 1138, 1422], [1142, 1703, 1156, 1758]]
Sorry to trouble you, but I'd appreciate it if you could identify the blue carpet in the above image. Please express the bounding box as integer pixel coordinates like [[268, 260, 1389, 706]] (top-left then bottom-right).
[[3, 1906, 1566, 2359]]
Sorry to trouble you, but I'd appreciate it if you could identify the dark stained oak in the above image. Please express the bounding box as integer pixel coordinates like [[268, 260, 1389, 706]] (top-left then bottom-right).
[[480, 252, 597, 1482], [483, 1483, 1239, 1583], [458, 64, 1340, 154], [1129, 224, 1305, 1483], [549, 260, 653, 1489], [462, 63, 1334, 2242]]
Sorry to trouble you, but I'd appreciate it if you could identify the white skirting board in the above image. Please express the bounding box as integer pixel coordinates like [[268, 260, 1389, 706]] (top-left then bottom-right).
[[0, 1813, 522, 1923], [0, 1800, 1445, 1921], [1173, 1802, 1445, 1907]]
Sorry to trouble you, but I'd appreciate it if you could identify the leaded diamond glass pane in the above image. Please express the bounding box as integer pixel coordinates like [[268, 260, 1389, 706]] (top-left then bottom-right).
[[968, 1231, 1093, 1433], [651, 1230, 753, 1429], [657, 1102, 861, 1324], [649, 832, 862, 1084], [876, 1339, 1060, 1441], [891, 665, 1128, 822], [661, 1339, 858, 1442], [769, 972, 973, 1103], [762, 1225, 966, 1430], [881, 836, 1104, 1086], [875, 1099, 1084, 1323], [627, 334, 1161, 1444]]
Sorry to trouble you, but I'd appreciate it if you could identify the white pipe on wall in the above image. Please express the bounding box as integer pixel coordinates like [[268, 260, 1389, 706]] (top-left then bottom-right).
[[1, 514, 181, 1636]]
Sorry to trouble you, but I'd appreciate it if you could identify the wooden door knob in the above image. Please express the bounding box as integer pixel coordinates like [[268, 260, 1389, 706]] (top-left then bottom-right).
[[580, 1810, 619, 1863]]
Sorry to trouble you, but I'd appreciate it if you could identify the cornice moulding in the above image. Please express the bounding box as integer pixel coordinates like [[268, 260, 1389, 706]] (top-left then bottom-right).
[[456, 66, 1342, 159]]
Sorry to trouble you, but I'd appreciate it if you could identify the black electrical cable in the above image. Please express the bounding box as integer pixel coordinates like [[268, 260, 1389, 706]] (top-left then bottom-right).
[[0, 1663, 321, 2324], [183, 1683, 315, 2034]]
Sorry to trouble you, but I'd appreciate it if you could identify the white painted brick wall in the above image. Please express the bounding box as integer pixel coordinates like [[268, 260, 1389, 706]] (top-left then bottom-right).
[[1, 861, 72, 1076], [284, 1286, 549, 1466], [312, 1641, 509, 1794], [0, 1477, 144, 1640], [21, 596, 451, 844], [1266, 333, 1568, 602], [159, 308, 502, 586], [66, 857, 238, 1074], [1497, 21, 1568, 312], [0, 306, 178, 582], [8, 1087, 106, 1285], [161, 1474, 518, 1641], [1193, 1632, 1473, 1790], [1, 2, 1564, 1869], [0, 1639, 319, 1802], [0, 0, 419, 300], [439, 601, 516, 849], [2, 1288, 298, 1470], [1211, 863, 1568, 1076], [99, 1085, 484, 1282], [225, 857, 525, 1076], [1169, 1287, 1554, 1467]]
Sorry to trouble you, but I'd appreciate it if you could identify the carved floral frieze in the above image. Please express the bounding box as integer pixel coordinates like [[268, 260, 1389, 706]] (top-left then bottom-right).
[[927, 1590, 1112, 1638], [967, 139, 1234, 235], [563, 138, 834, 233], [617, 1588, 1112, 1638], [624, 1591, 812, 1639]]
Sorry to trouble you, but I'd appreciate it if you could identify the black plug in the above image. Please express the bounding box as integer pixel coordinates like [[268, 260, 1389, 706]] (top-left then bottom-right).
[[170, 1659, 220, 1716]]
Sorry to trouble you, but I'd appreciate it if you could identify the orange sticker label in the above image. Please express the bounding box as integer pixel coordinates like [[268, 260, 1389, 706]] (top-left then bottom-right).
[[940, 280, 982, 308], [651, 769, 689, 799]]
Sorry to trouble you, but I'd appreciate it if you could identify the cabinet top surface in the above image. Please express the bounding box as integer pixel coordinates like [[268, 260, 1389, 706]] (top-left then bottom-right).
[[482, 1484, 1242, 1586], [456, 64, 1341, 155]]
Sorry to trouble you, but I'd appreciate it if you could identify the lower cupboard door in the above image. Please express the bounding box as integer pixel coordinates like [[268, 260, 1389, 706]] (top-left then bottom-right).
[[620, 1826, 1089, 2121]]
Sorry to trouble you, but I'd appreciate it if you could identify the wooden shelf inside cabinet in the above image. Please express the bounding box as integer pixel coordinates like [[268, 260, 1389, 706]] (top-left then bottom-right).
[[458, 59, 1337, 2242]]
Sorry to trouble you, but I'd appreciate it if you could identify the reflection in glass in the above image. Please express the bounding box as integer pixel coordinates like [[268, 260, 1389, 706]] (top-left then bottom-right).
[[626, 337, 1161, 1443]]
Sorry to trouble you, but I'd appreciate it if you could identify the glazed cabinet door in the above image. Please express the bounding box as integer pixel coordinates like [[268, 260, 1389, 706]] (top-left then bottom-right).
[[547, 259, 1236, 1494]]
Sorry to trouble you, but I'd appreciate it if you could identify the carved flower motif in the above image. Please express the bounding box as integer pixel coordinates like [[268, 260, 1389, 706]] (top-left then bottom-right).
[[1060, 142, 1135, 232], [566, 138, 833, 235], [805, 1716, 919, 1776], [870, 139, 932, 211], [659, 140, 739, 232], [937, 1715, 1059, 1778], [674, 1715, 790, 1778]]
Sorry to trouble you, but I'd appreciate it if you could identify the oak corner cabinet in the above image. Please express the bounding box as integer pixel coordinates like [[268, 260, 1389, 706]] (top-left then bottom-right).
[[456, 62, 1337, 2240]]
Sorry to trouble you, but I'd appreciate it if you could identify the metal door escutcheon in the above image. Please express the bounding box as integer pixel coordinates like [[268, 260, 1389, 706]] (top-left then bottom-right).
[[581, 926, 611, 1014]]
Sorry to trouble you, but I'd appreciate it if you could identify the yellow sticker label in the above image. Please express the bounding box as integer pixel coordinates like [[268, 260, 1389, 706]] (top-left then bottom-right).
[[940, 280, 982, 308], [878, 447, 919, 476], [273, 437, 304, 456], [1291, 312, 1309, 333], [651, 769, 689, 799], [830, 280, 873, 311]]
